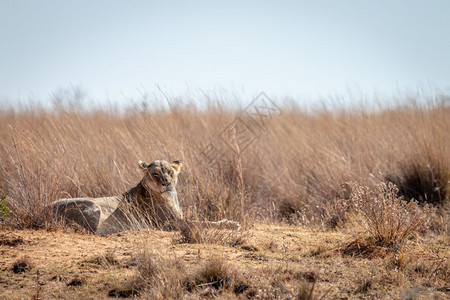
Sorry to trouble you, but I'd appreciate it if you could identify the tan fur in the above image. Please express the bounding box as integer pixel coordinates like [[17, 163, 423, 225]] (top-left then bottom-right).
[[52, 160, 183, 235], [52, 159, 240, 235]]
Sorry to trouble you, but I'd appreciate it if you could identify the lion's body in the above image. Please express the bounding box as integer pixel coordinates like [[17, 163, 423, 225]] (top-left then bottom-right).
[[52, 196, 121, 234], [52, 159, 240, 235], [52, 160, 184, 235]]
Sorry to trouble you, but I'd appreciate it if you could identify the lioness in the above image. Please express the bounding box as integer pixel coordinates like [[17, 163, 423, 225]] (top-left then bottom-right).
[[52, 160, 239, 235]]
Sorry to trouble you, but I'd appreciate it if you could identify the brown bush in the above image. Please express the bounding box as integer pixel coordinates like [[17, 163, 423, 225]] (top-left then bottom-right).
[[186, 258, 249, 296], [108, 249, 186, 299], [348, 181, 435, 247], [112, 248, 249, 299]]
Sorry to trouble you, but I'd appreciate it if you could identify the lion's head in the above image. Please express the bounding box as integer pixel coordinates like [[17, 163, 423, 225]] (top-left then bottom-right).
[[138, 159, 182, 194]]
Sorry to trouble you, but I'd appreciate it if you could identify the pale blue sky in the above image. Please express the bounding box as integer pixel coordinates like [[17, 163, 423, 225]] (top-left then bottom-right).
[[1, 1, 450, 107]]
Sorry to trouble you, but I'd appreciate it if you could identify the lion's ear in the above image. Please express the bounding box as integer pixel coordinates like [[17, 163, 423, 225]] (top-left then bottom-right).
[[171, 160, 183, 173], [139, 160, 149, 169]]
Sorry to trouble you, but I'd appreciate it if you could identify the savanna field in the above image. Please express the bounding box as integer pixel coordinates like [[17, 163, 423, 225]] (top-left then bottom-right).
[[0, 95, 449, 299]]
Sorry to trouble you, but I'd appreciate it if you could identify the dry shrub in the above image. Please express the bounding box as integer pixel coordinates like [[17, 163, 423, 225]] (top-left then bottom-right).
[[187, 258, 249, 296], [109, 250, 186, 299], [348, 181, 434, 247], [256, 266, 329, 300], [112, 249, 249, 299], [136, 251, 187, 299]]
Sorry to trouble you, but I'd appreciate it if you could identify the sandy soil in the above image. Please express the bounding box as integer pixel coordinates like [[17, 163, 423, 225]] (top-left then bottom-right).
[[1, 224, 448, 299]]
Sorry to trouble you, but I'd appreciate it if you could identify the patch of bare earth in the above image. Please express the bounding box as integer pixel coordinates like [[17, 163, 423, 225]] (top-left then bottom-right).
[[1, 225, 448, 299]]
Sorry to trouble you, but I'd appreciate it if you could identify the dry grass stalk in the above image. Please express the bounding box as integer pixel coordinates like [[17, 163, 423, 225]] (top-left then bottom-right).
[[0, 98, 448, 231]]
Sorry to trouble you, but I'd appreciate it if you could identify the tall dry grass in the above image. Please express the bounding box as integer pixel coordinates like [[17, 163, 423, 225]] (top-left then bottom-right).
[[0, 95, 449, 230]]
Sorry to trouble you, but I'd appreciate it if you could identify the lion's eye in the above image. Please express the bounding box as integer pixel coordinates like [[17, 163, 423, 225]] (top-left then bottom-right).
[[151, 173, 159, 178]]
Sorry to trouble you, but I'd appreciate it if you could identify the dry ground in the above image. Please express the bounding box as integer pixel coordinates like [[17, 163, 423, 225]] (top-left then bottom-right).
[[1, 98, 449, 299], [1, 225, 449, 300]]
